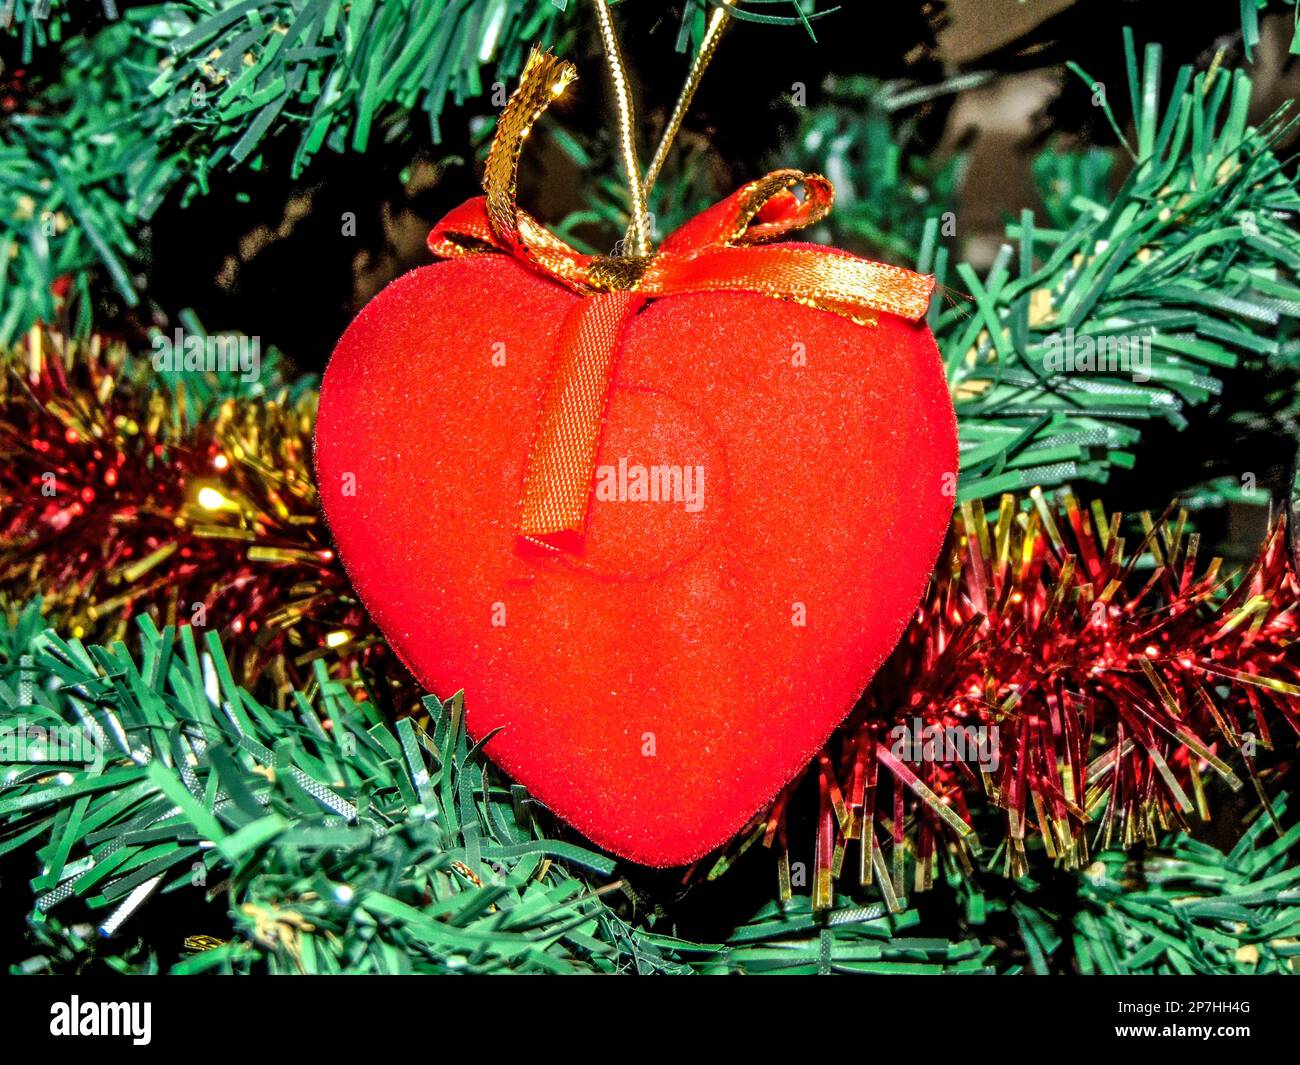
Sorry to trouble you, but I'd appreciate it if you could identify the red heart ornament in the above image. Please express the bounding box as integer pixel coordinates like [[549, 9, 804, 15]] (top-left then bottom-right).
[[315, 246, 957, 867]]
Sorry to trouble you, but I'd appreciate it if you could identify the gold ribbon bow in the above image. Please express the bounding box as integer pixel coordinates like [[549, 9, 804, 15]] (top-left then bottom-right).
[[426, 48, 935, 544]]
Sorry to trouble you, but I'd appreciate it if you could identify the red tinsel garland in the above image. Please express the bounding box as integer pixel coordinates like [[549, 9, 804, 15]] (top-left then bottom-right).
[[5, 329, 1298, 900], [0, 328, 414, 707], [725, 492, 1300, 908]]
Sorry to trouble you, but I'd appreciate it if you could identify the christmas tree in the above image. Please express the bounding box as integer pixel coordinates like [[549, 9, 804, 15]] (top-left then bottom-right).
[[2, 0, 1300, 976]]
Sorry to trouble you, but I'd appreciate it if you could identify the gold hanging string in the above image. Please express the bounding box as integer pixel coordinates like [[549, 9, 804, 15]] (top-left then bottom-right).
[[642, 1, 735, 202], [593, 0, 652, 257]]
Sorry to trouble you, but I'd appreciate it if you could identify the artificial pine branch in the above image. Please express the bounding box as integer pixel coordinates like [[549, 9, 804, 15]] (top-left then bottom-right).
[[1075, 793, 1300, 973], [0, 1, 828, 346], [940, 33, 1300, 499], [0, 603, 993, 974], [0, 603, 652, 973], [4, 1, 580, 343]]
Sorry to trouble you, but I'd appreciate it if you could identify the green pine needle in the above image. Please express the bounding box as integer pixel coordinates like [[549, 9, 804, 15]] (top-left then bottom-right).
[[1, 602, 990, 975], [1075, 794, 1300, 975], [0, 602, 662, 974]]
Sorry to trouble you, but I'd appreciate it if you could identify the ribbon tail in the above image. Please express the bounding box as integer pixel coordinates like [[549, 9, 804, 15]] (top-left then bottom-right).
[[519, 292, 644, 543], [641, 245, 935, 322]]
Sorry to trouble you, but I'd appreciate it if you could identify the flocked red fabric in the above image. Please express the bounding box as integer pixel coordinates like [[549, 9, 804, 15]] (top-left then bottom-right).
[[315, 250, 957, 866]]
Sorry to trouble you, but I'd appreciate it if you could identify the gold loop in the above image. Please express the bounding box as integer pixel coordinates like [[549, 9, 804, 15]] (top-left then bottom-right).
[[730, 170, 835, 243], [484, 49, 577, 255], [643, 0, 735, 199]]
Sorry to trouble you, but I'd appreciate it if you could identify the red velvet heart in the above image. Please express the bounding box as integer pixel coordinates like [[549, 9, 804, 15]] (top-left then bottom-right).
[[315, 250, 956, 866]]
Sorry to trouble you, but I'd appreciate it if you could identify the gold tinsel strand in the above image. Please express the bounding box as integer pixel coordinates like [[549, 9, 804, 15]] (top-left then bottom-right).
[[0, 325, 418, 712]]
